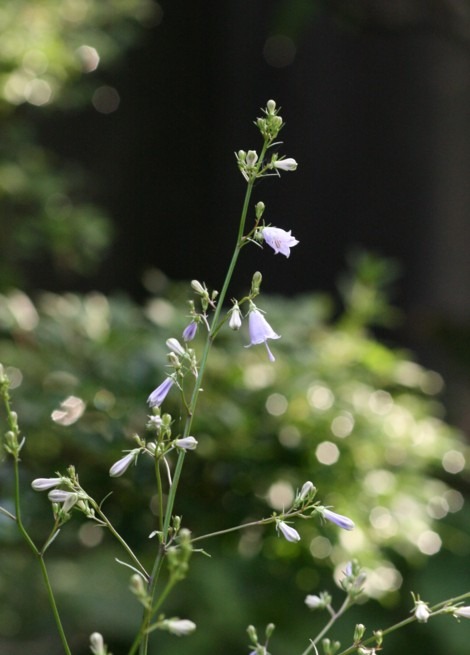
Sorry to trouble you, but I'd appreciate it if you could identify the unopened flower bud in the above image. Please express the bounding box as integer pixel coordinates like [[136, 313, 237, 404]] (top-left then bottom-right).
[[454, 606, 470, 619], [276, 520, 300, 543], [166, 338, 185, 356], [354, 624, 366, 641], [273, 157, 298, 172], [266, 99, 276, 114], [305, 595, 323, 610], [255, 201, 265, 219], [251, 271, 262, 295], [31, 477, 63, 491], [174, 436, 198, 451], [191, 280, 205, 294], [414, 600, 431, 623], [165, 618, 196, 636], [247, 625, 258, 642], [89, 632, 105, 655], [298, 480, 315, 501], [109, 451, 138, 477], [265, 623, 275, 638], [48, 489, 78, 513], [246, 150, 258, 167], [229, 304, 242, 331], [182, 321, 198, 342]]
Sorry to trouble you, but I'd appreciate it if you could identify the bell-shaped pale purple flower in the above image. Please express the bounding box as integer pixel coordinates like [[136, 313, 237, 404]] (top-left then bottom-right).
[[261, 227, 299, 258], [453, 606, 470, 619], [147, 377, 174, 407], [246, 308, 280, 362], [322, 508, 355, 531], [182, 321, 198, 342], [31, 477, 63, 491], [273, 157, 298, 172], [276, 520, 301, 542], [109, 450, 139, 477], [174, 436, 198, 451]]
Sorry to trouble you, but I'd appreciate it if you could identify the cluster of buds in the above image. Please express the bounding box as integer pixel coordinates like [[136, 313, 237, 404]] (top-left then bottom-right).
[[108, 418, 198, 480], [256, 98, 283, 141], [339, 560, 366, 600], [247, 622, 275, 655], [147, 336, 198, 408], [31, 465, 95, 521]]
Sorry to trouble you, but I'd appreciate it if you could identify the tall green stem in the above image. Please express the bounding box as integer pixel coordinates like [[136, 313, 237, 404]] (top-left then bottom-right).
[[136, 140, 269, 655]]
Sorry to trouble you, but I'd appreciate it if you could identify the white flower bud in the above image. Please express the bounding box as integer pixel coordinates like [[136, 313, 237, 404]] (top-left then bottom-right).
[[48, 489, 78, 513], [109, 451, 138, 478], [414, 600, 431, 623], [89, 632, 105, 654], [31, 477, 62, 491], [228, 304, 242, 331], [174, 436, 198, 451], [298, 480, 315, 501], [246, 150, 258, 167], [273, 157, 298, 172], [165, 618, 196, 636], [166, 338, 185, 357], [305, 594, 323, 610]]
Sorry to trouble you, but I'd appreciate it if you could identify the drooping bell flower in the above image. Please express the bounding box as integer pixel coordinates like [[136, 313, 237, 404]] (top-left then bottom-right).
[[276, 520, 301, 543], [246, 306, 280, 362], [261, 226, 299, 258]]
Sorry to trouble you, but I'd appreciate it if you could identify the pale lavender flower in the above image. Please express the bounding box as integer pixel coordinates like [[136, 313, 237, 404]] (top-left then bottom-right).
[[48, 489, 78, 512], [109, 451, 139, 477], [273, 157, 298, 172], [277, 520, 301, 543], [246, 308, 280, 362], [31, 477, 62, 491], [147, 377, 174, 407], [182, 322, 198, 342], [261, 227, 299, 258], [165, 618, 196, 636], [322, 508, 355, 531], [174, 436, 198, 451], [453, 606, 470, 619]]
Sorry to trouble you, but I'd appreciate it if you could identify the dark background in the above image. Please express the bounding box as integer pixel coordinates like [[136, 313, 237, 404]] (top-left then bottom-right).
[[31, 0, 470, 428]]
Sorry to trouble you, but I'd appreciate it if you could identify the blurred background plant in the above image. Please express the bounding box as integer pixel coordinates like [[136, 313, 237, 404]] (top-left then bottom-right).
[[1, 0, 470, 654], [1, 255, 469, 654], [0, 0, 159, 289]]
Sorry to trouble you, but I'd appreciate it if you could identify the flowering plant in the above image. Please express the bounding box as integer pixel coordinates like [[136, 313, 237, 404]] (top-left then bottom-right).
[[0, 101, 469, 655]]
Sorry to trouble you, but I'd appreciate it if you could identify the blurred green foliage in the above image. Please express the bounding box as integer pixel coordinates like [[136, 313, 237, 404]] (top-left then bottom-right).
[[0, 257, 469, 654], [0, 0, 159, 289]]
